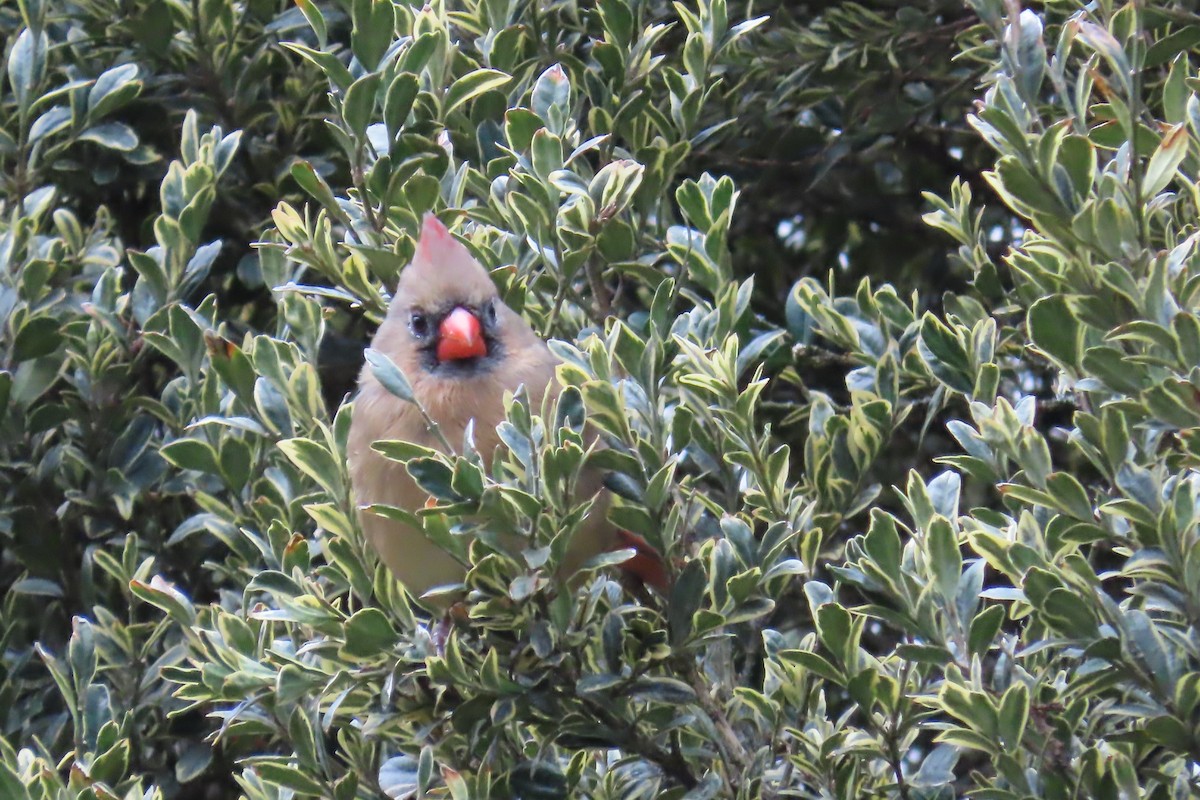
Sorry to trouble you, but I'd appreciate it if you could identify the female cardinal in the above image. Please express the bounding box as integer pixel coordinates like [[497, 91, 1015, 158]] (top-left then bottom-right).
[[346, 213, 667, 602]]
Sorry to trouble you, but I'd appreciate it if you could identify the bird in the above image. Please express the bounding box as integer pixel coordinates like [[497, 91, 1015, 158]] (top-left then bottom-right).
[[346, 212, 668, 605]]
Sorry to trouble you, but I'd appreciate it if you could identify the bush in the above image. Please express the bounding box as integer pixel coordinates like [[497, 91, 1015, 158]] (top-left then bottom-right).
[[4, 0, 1200, 798]]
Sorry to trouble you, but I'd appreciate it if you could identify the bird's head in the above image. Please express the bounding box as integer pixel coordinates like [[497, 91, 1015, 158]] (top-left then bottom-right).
[[389, 213, 507, 376]]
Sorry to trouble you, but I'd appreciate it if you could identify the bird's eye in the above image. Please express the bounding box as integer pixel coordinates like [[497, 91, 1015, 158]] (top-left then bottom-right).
[[409, 312, 429, 338], [483, 300, 498, 325]]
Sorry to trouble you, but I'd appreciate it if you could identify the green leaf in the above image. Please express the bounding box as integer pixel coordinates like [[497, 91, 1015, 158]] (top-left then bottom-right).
[[256, 762, 327, 795], [443, 69, 511, 116], [343, 72, 381, 139], [968, 605, 1005, 656], [294, 0, 327, 47], [997, 682, 1028, 749], [278, 438, 344, 497], [532, 63, 570, 131], [384, 72, 419, 140], [0, 370, 12, 413], [918, 313, 974, 394], [29, 105, 72, 143], [778, 649, 844, 684], [161, 439, 222, 474], [371, 439, 438, 462], [1007, 9, 1045, 100], [815, 602, 851, 663], [1045, 472, 1093, 521], [407, 458, 456, 499], [380, 756, 420, 799], [351, 0, 394, 70], [284, 42, 354, 91], [8, 28, 48, 112], [290, 160, 351, 226], [342, 608, 397, 658], [176, 741, 214, 784], [130, 576, 197, 625], [10, 577, 63, 597], [1027, 294, 1080, 369], [79, 121, 139, 151], [364, 348, 415, 403], [12, 315, 61, 360], [628, 676, 696, 704], [0, 760, 32, 800], [1143, 123, 1188, 197], [1081, 345, 1145, 395], [927, 517, 961, 601], [505, 108, 542, 152], [669, 558, 707, 645], [87, 63, 141, 119]]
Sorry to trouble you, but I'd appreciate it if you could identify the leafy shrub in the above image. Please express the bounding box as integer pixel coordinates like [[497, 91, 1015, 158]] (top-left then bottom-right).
[[4, 0, 1200, 798]]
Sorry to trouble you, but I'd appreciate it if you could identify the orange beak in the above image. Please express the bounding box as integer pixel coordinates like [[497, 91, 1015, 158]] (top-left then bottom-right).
[[436, 307, 487, 362]]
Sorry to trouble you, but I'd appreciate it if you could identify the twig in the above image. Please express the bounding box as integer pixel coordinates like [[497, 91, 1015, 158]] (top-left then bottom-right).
[[691, 671, 751, 778], [584, 699, 699, 789]]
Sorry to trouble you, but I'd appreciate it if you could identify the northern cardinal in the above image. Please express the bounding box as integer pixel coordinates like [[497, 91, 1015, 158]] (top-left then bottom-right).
[[346, 213, 667, 603]]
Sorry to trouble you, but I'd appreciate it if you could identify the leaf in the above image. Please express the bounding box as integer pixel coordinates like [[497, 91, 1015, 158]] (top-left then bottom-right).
[[1073, 20, 1132, 94], [371, 439, 438, 462], [910, 744, 959, 788], [927, 517, 962, 601], [990, 156, 1067, 216], [406, 458, 456, 499], [532, 63, 571, 129], [0, 760, 32, 800], [443, 69, 511, 116], [283, 42, 354, 91], [1143, 123, 1189, 197], [79, 122, 139, 151], [1081, 346, 1145, 395], [1006, 9, 1045, 100], [0, 370, 12, 413], [130, 576, 197, 625], [290, 160, 350, 226], [8, 28, 48, 112], [13, 315, 61, 360], [88, 63, 141, 119], [351, 0, 394, 70], [1045, 472, 1093, 521], [160, 439, 221, 474], [176, 741, 213, 784], [1028, 294, 1080, 369], [628, 676, 696, 704], [680, 773, 723, 800], [384, 72, 419, 139], [997, 682, 1028, 749], [364, 348, 415, 403], [968, 605, 1005, 656], [778, 649, 844, 684], [342, 608, 397, 658], [669, 558, 707, 645], [815, 602, 851, 661], [927, 471, 961, 520], [29, 105, 72, 143], [343, 72, 381, 139], [256, 762, 326, 795], [918, 313, 974, 394], [294, 0, 327, 46], [10, 577, 64, 597], [379, 756, 420, 799], [576, 673, 624, 694], [278, 438, 344, 497]]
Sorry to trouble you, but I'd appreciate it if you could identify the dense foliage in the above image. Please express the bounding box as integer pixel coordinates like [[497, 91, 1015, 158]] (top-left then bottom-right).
[[4, 0, 1200, 797]]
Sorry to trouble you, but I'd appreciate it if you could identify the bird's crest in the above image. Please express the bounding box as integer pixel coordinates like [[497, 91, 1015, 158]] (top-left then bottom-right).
[[394, 213, 498, 310]]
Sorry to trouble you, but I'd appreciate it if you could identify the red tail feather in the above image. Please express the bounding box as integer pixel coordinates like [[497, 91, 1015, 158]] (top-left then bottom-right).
[[614, 529, 670, 593]]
